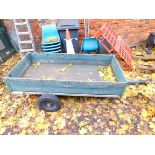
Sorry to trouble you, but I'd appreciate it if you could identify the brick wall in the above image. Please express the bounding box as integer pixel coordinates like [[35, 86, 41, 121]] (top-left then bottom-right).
[[86, 19, 155, 46], [2, 19, 155, 51]]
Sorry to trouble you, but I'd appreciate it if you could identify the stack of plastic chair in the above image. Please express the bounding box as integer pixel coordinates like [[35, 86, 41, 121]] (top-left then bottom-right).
[[41, 24, 62, 53]]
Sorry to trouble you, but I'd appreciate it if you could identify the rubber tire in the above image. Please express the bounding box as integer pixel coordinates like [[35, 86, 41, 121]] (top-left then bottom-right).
[[37, 94, 61, 112]]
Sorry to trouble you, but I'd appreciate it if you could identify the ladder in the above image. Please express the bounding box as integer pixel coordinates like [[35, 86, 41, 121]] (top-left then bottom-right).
[[95, 23, 132, 70], [13, 19, 36, 57]]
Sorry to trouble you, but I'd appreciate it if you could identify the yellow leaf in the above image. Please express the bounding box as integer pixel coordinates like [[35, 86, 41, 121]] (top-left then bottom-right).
[[35, 117, 45, 124], [31, 108, 37, 116], [99, 65, 115, 82], [152, 117, 155, 122], [87, 79, 92, 82], [60, 67, 67, 72], [47, 77, 53, 80], [115, 100, 121, 104], [20, 130, 27, 135], [68, 64, 72, 67], [79, 127, 88, 135], [109, 121, 116, 126], [27, 129, 33, 134], [98, 71, 104, 77], [0, 101, 4, 104], [121, 124, 129, 131], [52, 125, 57, 131], [20, 117, 30, 128], [78, 121, 88, 129], [149, 122, 155, 129], [122, 114, 131, 123], [147, 107, 155, 117], [73, 102, 81, 108], [36, 62, 41, 67], [41, 130, 49, 135], [0, 127, 5, 134], [41, 76, 46, 80], [117, 109, 123, 114], [141, 109, 148, 118], [5, 95, 10, 100], [116, 129, 125, 135], [32, 63, 36, 67], [87, 126, 93, 132], [45, 37, 58, 43], [53, 118, 66, 130], [152, 73, 155, 80]]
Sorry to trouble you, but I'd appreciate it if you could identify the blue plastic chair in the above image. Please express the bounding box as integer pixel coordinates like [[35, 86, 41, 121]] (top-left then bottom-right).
[[81, 37, 99, 53], [41, 24, 61, 45]]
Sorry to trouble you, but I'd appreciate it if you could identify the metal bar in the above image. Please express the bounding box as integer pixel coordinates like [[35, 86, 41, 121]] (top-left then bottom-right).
[[17, 32, 29, 35], [19, 40, 32, 44], [11, 91, 120, 98], [14, 22, 27, 26]]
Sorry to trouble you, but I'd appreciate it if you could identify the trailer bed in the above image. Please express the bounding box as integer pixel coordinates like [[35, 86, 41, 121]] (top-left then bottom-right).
[[4, 53, 128, 97], [23, 63, 105, 81]]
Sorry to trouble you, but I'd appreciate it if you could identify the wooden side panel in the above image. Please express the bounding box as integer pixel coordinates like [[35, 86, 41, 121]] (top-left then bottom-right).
[[7, 54, 31, 77], [5, 78, 127, 96], [111, 56, 127, 82], [29, 53, 112, 65]]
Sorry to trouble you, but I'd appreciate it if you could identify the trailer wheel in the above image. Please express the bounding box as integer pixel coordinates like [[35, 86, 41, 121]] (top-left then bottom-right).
[[37, 94, 61, 112]]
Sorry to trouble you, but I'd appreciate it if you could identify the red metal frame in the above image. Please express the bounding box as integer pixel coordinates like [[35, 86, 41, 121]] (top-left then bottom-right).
[[95, 23, 132, 70]]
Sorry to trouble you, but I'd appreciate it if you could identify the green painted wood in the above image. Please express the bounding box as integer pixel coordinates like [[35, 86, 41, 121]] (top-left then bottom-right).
[[4, 53, 128, 97], [30, 53, 112, 65], [30, 52, 112, 61], [5, 78, 127, 96], [111, 56, 127, 82], [8, 54, 31, 77]]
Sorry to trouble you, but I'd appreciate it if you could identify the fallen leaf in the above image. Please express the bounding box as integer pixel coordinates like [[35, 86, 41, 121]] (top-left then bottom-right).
[[87, 79, 92, 82], [87, 126, 93, 132], [152, 117, 155, 122], [47, 77, 53, 80], [97, 65, 115, 82], [149, 122, 155, 130], [68, 64, 72, 67], [117, 109, 123, 114], [121, 124, 129, 131], [116, 129, 125, 135], [53, 118, 66, 130], [0, 127, 5, 134], [60, 68, 67, 72], [41, 76, 46, 80], [36, 62, 41, 67], [103, 132, 109, 135], [79, 127, 88, 135], [141, 109, 148, 118], [78, 121, 88, 129]]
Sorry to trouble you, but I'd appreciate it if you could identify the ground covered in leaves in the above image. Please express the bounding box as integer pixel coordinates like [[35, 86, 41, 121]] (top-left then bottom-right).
[[0, 48, 155, 135]]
